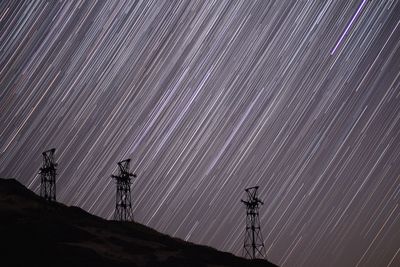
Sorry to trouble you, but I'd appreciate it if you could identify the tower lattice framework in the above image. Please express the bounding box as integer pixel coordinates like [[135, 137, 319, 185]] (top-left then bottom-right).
[[39, 148, 57, 202], [111, 159, 136, 221], [241, 186, 266, 259]]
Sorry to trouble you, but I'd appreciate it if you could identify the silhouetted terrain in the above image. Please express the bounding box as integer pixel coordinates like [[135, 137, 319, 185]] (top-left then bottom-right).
[[0, 178, 277, 267]]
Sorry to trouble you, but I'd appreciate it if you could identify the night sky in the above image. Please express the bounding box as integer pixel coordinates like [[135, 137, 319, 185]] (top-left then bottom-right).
[[1, 1, 400, 266]]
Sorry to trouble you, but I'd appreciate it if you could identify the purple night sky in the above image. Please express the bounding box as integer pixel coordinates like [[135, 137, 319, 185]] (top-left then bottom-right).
[[1, 1, 400, 266]]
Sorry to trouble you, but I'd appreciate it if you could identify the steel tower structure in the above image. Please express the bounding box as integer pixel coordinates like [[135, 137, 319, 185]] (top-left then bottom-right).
[[241, 186, 266, 259], [39, 148, 57, 202], [111, 159, 136, 221]]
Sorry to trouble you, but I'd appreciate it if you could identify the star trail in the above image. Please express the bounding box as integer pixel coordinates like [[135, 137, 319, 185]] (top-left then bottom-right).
[[1, 1, 400, 266]]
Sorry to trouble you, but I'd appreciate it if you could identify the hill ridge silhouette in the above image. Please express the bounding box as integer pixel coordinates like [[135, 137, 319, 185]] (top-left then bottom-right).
[[0, 178, 277, 267]]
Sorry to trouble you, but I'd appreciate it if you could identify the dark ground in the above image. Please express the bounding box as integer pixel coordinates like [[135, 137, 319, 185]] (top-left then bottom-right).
[[0, 178, 277, 267]]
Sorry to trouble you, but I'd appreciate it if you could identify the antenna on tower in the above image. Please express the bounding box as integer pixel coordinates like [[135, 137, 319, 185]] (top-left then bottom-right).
[[241, 186, 266, 259], [39, 148, 57, 202], [111, 159, 136, 221]]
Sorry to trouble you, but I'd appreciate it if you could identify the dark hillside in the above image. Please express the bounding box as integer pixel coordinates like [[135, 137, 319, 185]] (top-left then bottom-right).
[[0, 178, 277, 267]]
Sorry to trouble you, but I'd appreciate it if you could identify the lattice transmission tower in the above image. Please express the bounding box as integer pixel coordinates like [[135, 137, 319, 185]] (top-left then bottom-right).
[[111, 159, 136, 221], [39, 148, 58, 202], [241, 186, 266, 259]]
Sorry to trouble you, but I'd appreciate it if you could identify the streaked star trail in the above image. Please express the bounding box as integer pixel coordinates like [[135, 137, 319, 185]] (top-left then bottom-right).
[[1, 0, 400, 266]]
